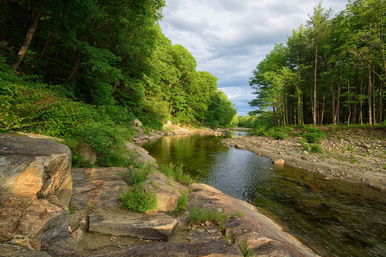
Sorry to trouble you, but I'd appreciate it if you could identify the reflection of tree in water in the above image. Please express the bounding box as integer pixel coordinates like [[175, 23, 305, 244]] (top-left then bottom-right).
[[144, 135, 228, 179]]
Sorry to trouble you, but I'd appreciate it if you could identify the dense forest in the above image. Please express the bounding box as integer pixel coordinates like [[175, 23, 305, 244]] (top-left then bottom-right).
[[249, 0, 385, 126], [0, 0, 236, 166], [0, 0, 235, 129]]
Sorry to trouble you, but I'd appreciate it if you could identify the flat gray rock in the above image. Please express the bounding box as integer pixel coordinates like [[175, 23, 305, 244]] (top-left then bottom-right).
[[88, 212, 178, 240]]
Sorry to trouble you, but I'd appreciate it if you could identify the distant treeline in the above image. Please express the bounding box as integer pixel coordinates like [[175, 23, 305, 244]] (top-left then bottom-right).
[[0, 0, 235, 129], [249, 0, 385, 126]]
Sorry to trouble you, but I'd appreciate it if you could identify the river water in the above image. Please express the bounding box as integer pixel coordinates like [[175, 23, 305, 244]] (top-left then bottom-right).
[[143, 133, 386, 257]]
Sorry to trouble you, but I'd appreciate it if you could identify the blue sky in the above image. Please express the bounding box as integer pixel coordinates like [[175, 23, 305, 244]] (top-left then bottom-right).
[[160, 0, 348, 115]]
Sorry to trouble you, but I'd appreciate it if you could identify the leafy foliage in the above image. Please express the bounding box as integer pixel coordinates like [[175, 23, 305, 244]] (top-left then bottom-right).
[[302, 132, 324, 144], [119, 184, 157, 213]]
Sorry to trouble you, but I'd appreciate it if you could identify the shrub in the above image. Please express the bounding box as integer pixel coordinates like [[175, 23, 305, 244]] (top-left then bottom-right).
[[119, 184, 157, 213], [121, 165, 153, 185], [187, 207, 230, 230], [302, 132, 324, 143], [263, 126, 294, 140], [264, 129, 287, 140], [310, 144, 323, 153], [0, 75, 135, 167]]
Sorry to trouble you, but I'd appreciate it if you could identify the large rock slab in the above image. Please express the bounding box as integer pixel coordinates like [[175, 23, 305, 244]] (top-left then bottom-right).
[[89, 240, 242, 257], [0, 134, 72, 208], [145, 172, 188, 212], [189, 183, 319, 257], [88, 212, 178, 240]]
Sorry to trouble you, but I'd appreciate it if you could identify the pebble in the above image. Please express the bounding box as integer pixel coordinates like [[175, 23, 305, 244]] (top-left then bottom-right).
[[206, 228, 219, 234]]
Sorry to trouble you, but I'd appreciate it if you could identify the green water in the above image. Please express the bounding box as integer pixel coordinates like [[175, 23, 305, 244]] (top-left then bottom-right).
[[143, 134, 386, 257]]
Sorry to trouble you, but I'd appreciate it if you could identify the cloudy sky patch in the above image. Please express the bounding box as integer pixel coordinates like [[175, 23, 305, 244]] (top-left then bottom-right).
[[160, 0, 348, 115]]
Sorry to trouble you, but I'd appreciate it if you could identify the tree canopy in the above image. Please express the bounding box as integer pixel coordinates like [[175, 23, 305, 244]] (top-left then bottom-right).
[[249, 0, 385, 126], [0, 0, 236, 129]]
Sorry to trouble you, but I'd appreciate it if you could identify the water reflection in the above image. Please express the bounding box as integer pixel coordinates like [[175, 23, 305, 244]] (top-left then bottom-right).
[[144, 134, 386, 257]]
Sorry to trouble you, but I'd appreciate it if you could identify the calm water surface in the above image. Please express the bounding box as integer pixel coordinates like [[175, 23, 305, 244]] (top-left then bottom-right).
[[143, 133, 386, 257]]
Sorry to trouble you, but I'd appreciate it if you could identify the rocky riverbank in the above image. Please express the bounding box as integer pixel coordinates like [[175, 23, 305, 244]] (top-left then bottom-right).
[[133, 121, 224, 145], [0, 133, 319, 257], [223, 128, 386, 191]]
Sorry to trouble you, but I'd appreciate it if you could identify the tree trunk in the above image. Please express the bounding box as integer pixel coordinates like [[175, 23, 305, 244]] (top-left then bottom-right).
[[368, 64, 373, 125], [336, 84, 341, 124], [320, 96, 325, 124], [39, 38, 51, 60], [12, 11, 42, 71], [67, 58, 81, 81], [312, 45, 318, 125], [332, 80, 336, 124]]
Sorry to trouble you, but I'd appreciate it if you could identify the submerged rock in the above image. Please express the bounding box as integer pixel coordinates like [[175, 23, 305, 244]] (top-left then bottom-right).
[[274, 159, 285, 165], [89, 240, 242, 257]]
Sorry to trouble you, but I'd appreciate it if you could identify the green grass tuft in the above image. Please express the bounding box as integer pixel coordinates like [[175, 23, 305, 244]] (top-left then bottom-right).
[[310, 144, 323, 153], [119, 184, 157, 213], [120, 164, 154, 185], [239, 240, 255, 257], [187, 207, 230, 230], [170, 193, 189, 215], [159, 164, 194, 186]]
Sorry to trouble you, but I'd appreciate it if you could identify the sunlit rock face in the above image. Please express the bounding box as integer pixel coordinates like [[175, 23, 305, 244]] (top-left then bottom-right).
[[0, 134, 72, 207], [0, 134, 72, 252]]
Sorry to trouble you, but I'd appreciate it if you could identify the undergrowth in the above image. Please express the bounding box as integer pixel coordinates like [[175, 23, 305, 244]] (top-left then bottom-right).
[[0, 58, 136, 167], [119, 184, 157, 213]]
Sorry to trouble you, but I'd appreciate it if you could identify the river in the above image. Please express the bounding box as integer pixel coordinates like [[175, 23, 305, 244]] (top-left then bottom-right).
[[143, 132, 386, 257]]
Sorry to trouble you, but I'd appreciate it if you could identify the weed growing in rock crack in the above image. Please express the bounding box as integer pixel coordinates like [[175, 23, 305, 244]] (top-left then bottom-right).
[[119, 184, 157, 213], [120, 164, 154, 185], [224, 233, 235, 244], [187, 207, 230, 230], [159, 164, 194, 186], [239, 240, 255, 257], [170, 193, 189, 216], [68, 205, 76, 215]]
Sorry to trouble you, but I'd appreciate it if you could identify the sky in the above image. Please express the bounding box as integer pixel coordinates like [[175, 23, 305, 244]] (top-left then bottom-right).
[[160, 0, 349, 115]]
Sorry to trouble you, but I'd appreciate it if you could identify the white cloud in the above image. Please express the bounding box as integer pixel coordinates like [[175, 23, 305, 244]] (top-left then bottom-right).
[[161, 0, 348, 114]]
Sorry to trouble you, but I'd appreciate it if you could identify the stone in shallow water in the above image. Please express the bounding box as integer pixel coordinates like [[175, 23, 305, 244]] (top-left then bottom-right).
[[88, 212, 178, 240]]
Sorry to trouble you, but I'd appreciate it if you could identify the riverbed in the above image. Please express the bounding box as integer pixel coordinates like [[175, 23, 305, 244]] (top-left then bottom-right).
[[143, 133, 386, 257]]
